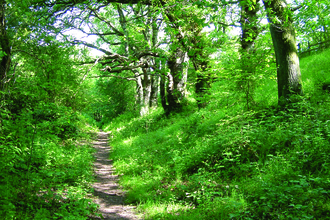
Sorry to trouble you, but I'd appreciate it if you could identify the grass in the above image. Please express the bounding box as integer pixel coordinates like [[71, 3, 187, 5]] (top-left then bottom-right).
[[103, 48, 330, 219]]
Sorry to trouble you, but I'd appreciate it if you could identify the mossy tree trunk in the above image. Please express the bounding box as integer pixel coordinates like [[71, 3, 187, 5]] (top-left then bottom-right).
[[263, 0, 303, 104], [141, 68, 152, 116]]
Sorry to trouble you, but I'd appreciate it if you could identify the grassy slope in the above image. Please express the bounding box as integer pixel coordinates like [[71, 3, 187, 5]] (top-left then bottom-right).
[[104, 49, 330, 219]]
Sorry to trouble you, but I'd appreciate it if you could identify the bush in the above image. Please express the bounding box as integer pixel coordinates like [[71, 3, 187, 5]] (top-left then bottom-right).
[[0, 102, 99, 219]]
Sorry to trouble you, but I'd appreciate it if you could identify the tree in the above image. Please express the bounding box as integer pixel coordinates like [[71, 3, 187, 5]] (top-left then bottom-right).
[[35, 0, 222, 112], [262, 0, 303, 104], [238, 0, 262, 108], [0, 0, 11, 94], [33, 0, 304, 108], [53, 3, 164, 116], [162, 45, 189, 114], [162, 1, 216, 109], [240, 0, 262, 52], [116, 4, 161, 115], [49, 1, 198, 115], [294, 0, 330, 51], [191, 33, 213, 109]]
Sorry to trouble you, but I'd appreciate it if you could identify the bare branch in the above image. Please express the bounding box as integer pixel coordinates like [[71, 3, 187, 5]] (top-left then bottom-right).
[[89, 71, 161, 80], [89, 7, 124, 36], [79, 56, 102, 84], [291, 5, 302, 11], [217, 21, 240, 28], [101, 62, 148, 73], [67, 24, 119, 36], [125, 11, 150, 23], [89, 74, 137, 81], [72, 40, 112, 55]]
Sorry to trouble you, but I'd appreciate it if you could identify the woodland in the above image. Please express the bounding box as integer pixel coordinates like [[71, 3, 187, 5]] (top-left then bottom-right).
[[1, 0, 330, 219]]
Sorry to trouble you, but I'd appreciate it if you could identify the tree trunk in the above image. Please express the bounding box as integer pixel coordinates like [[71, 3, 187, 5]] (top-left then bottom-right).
[[159, 49, 188, 115], [193, 59, 211, 109], [0, 0, 11, 92], [134, 71, 147, 116], [239, 0, 261, 109], [160, 72, 168, 114], [135, 73, 143, 113], [189, 32, 212, 109], [149, 73, 159, 108], [166, 48, 188, 113], [240, 0, 261, 52], [141, 68, 151, 116], [133, 68, 154, 116], [263, 0, 303, 104]]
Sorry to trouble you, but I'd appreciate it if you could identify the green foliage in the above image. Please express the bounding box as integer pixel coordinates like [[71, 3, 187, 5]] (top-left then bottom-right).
[[0, 103, 99, 219], [3, 1, 330, 219], [101, 49, 330, 219], [96, 77, 136, 123], [300, 48, 330, 99], [222, 31, 277, 110], [0, 12, 100, 217], [294, 0, 330, 48]]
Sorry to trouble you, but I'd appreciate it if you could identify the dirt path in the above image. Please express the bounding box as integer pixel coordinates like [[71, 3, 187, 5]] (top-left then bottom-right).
[[91, 131, 141, 220]]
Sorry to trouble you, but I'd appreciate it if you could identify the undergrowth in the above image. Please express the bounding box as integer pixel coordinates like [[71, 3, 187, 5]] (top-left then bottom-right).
[[0, 103, 100, 219], [103, 49, 330, 219]]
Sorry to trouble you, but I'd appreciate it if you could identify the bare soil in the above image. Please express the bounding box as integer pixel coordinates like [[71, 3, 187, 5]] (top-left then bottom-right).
[[91, 131, 142, 220]]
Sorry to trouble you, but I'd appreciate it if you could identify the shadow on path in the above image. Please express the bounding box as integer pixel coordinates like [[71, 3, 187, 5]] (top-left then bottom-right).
[[91, 132, 141, 220]]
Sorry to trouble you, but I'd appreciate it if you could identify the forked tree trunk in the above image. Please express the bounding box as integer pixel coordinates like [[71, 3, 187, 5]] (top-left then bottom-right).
[[263, 0, 303, 104]]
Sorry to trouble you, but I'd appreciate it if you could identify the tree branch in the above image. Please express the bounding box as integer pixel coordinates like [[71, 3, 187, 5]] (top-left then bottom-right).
[[89, 7, 124, 36], [89, 74, 137, 81], [218, 21, 240, 28], [89, 71, 161, 80], [291, 5, 302, 12], [71, 40, 113, 55], [100, 62, 148, 73]]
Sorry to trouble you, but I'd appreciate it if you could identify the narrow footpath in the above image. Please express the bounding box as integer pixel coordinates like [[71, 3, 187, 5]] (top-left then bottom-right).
[[92, 131, 141, 220]]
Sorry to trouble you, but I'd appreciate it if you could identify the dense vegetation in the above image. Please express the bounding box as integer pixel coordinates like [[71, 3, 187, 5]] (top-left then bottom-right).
[[105, 48, 330, 219], [1, 0, 330, 219]]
